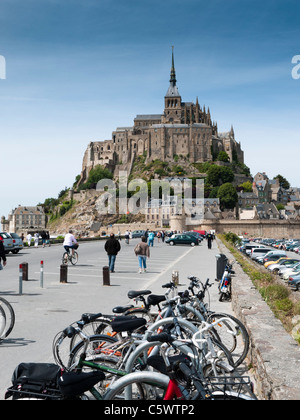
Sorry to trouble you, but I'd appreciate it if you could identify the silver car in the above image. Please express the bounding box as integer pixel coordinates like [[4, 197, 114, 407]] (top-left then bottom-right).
[[9, 233, 24, 254], [0, 232, 14, 254]]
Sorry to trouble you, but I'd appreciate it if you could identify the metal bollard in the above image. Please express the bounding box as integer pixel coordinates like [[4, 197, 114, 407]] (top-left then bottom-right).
[[103, 266, 110, 286], [19, 264, 23, 295], [40, 261, 44, 288], [22, 262, 28, 281], [172, 270, 179, 286], [60, 264, 68, 284]]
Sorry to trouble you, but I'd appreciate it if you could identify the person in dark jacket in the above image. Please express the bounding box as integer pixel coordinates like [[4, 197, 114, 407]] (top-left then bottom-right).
[[104, 233, 121, 273], [0, 237, 7, 269]]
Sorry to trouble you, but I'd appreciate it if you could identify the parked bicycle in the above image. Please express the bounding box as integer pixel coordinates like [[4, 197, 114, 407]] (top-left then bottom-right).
[[103, 331, 256, 401], [0, 297, 15, 341]]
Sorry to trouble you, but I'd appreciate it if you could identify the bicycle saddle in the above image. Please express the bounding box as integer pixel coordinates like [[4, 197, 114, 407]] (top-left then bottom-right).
[[127, 290, 152, 299], [59, 371, 105, 398], [147, 294, 166, 307], [112, 305, 134, 314], [111, 316, 146, 333]]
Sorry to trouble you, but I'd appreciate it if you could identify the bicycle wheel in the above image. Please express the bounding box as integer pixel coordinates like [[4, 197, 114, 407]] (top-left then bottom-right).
[[0, 305, 6, 339], [207, 313, 249, 368], [69, 316, 116, 351], [103, 371, 170, 400], [68, 334, 118, 369], [0, 297, 15, 339], [71, 252, 78, 266], [62, 252, 69, 265]]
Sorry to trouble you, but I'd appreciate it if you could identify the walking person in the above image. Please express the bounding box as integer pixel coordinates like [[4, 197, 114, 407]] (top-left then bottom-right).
[[34, 232, 39, 248], [41, 231, 47, 248], [0, 236, 7, 270], [134, 236, 150, 274], [206, 232, 213, 249], [26, 233, 32, 247], [148, 230, 155, 247], [46, 231, 51, 247], [104, 233, 121, 273]]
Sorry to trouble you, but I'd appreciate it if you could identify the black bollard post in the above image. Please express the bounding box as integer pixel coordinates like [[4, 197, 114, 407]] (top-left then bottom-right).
[[22, 262, 28, 281], [103, 266, 110, 286], [60, 264, 68, 284]]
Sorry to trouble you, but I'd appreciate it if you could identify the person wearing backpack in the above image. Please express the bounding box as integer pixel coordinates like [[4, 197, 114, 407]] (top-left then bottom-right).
[[134, 236, 150, 273]]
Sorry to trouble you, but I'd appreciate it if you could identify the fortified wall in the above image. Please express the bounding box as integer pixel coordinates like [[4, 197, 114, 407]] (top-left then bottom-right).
[[171, 216, 300, 239]]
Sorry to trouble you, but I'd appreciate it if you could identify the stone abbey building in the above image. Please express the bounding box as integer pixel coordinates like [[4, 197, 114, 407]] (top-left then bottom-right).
[[80, 50, 244, 182]]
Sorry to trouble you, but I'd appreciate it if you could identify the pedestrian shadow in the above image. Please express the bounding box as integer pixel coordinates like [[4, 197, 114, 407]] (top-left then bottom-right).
[[69, 264, 95, 268], [0, 337, 35, 348]]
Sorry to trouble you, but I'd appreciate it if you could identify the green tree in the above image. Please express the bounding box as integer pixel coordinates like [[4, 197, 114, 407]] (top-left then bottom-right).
[[217, 151, 230, 162], [209, 186, 220, 198], [239, 181, 253, 192], [274, 174, 290, 190], [217, 183, 238, 210], [206, 165, 234, 187], [79, 165, 113, 190]]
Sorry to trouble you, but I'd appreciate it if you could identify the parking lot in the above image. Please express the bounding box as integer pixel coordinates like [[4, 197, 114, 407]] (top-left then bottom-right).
[[0, 237, 231, 397], [237, 238, 300, 293]]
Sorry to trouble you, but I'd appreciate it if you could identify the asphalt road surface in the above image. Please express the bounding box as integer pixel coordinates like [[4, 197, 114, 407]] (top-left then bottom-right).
[[0, 237, 231, 398]]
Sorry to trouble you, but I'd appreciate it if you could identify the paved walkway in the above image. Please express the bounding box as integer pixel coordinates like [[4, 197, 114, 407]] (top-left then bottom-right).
[[0, 237, 228, 397]]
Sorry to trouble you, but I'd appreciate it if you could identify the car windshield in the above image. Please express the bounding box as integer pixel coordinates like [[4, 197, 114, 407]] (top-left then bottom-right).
[[9, 233, 20, 239]]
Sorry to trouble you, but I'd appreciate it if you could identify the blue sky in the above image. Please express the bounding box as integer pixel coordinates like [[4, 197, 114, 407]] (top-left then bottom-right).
[[0, 0, 300, 217]]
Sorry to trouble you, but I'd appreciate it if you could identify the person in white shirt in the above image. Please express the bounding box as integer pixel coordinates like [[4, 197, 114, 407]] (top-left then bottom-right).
[[63, 230, 78, 256], [26, 233, 32, 247]]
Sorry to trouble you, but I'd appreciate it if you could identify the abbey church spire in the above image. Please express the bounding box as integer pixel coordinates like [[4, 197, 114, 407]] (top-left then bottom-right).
[[162, 47, 182, 124], [170, 46, 177, 85], [165, 46, 181, 98]]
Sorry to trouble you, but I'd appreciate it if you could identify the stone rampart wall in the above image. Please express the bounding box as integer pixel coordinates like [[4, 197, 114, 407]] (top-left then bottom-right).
[[217, 238, 300, 400]]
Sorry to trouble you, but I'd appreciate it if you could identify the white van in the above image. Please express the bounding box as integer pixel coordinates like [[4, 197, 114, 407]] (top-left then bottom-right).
[[251, 247, 272, 260]]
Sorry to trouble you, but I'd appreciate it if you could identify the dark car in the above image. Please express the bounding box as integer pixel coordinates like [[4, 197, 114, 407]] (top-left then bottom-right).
[[165, 234, 199, 246], [131, 230, 146, 238], [184, 231, 203, 242], [288, 274, 300, 291]]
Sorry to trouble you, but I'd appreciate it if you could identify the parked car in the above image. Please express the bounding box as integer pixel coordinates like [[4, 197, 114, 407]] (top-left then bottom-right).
[[9, 233, 24, 254], [165, 234, 199, 246], [240, 244, 258, 255], [281, 263, 300, 280], [267, 258, 300, 273], [0, 232, 14, 254], [288, 274, 300, 291], [260, 250, 287, 263], [184, 231, 203, 241], [131, 230, 146, 238], [250, 247, 272, 260], [264, 256, 288, 269]]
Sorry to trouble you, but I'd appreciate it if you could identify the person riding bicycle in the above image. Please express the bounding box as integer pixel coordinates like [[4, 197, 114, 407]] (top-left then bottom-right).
[[63, 230, 78, 256]]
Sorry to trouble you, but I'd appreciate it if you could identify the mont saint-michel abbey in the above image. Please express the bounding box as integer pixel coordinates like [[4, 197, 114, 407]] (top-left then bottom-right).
[[80, 51, 244, 181]]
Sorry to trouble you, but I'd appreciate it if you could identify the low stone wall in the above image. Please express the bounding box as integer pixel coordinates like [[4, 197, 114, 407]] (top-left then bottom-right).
[[217, 239, 300, 400]]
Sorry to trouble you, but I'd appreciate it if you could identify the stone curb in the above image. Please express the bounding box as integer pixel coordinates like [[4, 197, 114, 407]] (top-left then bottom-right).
[[217, 239, 300, 400]]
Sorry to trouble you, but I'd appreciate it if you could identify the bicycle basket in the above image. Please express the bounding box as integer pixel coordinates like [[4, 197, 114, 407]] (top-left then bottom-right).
[[6, 363, 62, 400], [205, 376, 256, 400]]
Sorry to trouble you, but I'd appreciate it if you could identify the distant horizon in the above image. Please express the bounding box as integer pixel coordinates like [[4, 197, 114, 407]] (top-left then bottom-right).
[[1, 0, 300, 217]]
